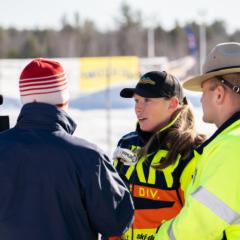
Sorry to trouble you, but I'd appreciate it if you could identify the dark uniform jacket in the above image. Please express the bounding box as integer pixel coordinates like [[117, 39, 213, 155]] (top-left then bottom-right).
[[0, 103, 134, 240], [113, 124, 195, 240]]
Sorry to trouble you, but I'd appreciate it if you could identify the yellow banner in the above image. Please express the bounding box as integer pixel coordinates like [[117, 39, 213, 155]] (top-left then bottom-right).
[[80, 56, 139, 92]]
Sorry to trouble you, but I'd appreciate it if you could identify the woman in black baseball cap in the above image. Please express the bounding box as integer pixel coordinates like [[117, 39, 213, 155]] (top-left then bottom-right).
[[108, 71, 206, 240]]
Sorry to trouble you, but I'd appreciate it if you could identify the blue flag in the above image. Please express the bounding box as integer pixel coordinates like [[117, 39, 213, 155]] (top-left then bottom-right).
[[185, 26, 198, 56]]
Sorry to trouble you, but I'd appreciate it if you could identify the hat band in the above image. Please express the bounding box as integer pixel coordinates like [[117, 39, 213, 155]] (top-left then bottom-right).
[[216, 76, 240, 95], [206, 65, 240, 74]]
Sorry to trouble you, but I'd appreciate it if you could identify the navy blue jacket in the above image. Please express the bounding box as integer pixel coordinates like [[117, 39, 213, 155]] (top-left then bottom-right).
[[0, 103, 134, 240]]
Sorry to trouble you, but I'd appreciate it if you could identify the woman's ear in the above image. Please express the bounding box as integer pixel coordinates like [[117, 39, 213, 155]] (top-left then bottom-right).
[[168, 96, 180, 110]]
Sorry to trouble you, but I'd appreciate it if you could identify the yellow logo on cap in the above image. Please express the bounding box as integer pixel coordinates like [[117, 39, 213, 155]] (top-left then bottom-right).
[[139, 77, 155, 85]]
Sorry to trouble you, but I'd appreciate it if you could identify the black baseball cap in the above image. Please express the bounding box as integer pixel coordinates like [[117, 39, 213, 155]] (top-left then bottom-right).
[[120, 71, 184, 102]]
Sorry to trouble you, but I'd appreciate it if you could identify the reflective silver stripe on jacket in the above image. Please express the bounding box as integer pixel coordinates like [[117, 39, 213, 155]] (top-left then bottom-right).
[[234, 218, 240, 224], [192, 186, 240, 224], [167, 220, 176, 240]]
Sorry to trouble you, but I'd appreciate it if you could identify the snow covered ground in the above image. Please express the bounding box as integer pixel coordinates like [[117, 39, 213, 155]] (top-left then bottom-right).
[[1, 101, 216, 158]]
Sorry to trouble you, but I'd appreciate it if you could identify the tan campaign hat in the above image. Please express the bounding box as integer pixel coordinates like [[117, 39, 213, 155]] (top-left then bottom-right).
[[183, 42, 240, 91]]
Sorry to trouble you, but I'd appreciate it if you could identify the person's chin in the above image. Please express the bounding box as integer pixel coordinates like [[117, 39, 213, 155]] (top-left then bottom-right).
[[202, 115, 212, 124], [202, 116, 207, 123], [140, 125, 153, 133], [140, 124, 147, 131]]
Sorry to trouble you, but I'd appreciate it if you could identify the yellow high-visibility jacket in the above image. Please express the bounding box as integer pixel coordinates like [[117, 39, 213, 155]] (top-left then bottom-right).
[[155, 112, 240, 240]]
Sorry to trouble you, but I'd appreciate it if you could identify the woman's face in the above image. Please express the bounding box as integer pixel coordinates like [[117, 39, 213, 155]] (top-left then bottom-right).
[[134, 94, 177, 132]]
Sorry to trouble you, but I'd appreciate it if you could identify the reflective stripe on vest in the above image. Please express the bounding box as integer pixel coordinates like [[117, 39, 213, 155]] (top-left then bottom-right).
[[192, 186, 240, 224], [168, 220, 176, 240], [235, 218, 240, 224]]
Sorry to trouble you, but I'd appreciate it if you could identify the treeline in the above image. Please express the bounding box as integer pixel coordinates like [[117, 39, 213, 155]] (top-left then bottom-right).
[[0, 4, 239, 59]]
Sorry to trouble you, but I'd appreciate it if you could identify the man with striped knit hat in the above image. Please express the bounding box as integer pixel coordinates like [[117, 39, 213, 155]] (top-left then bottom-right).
[[0, 58, 134, 240]]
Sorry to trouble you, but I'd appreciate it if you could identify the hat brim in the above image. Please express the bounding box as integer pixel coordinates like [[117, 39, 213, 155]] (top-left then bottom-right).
[[120, 88, 135, 98], [120, 88, 159, 98], [183, 68, 240, 92]]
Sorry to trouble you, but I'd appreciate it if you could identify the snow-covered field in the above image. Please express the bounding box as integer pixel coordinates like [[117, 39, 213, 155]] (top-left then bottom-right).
[[1, 104, 216, 158]]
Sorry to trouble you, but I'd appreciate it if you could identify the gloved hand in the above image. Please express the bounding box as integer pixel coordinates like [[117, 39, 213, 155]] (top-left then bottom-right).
[[113, 147, 138, 165]]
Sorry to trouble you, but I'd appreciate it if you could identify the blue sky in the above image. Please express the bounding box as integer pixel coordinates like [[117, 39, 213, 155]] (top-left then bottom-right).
[[1, 0, 239, 33]]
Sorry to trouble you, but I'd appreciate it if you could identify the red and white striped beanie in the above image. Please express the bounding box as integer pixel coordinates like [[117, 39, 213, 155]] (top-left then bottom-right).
[[19, 58, 69, 106]]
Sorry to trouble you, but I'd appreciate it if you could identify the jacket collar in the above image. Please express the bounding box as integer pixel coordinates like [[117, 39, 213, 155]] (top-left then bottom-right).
[[136, 124, 153, 143], [197, 111, 240, 153], [16, 102, 77, 135]]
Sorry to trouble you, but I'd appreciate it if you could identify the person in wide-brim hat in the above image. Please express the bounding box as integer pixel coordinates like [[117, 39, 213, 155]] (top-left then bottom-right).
[[155, 42, 240, 240]]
